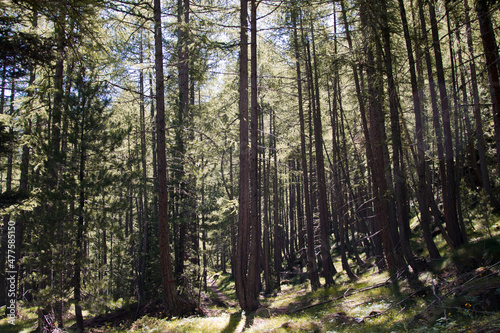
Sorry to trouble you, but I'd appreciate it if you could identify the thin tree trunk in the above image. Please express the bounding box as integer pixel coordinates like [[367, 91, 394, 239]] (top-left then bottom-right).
[[329, 7, 357, 280], [429, 0, 465, 248], [463, 0, 499, 209], [340, 0, 383, 266], [292, 5, 320, 290], [246, 0, 260, 306], [74, 74, 86, 333], [137, 36, 148, 305], [398, 0, 440, 259], [417, 0, 453, 249], [272, 111, 282, 290], [379, 0, 413, 273], [310, 25, 336, 285], [263, 125, 271, 294]]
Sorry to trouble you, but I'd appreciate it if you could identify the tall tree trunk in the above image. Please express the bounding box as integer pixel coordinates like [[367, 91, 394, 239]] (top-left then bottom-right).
[[263, 131, 271, 294], [428, 0, 465, 248], [309, 25, 336, 285], [417, 0, 454, 249], [476, 0, 500, 182], [234, 0, 259, 313], [288, 160, 296, 268], [329, 6, 357, 280], [154, 0, 179, 313], [272, 111, 281, 290], [463, 0, 499, 209], [137, 36, 148, 305], [340, 0, 383, 266], [379, 0, 413, 273], [74, 82, 86, 333], [291, 5, 320, 290], [248, 0, 260, 306], [173, 0, 190, 285], [398, 0, 440, 259]]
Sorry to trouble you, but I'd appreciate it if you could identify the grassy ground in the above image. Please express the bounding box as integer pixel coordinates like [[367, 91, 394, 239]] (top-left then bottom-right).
[[3, 261, 499, 333]]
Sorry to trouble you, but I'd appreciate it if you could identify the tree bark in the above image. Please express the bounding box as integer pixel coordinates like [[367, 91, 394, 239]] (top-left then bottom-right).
[[340, 0, 383, 267], [476, 0, 500, 182], [428, 0, 465, 248], [309, 24, 336, 285], [154, 0, 179, 313], [74, 77, 86, 333], [463, 0, 500, 210], [398, 0, 440, 259], [272, 111, 282, 290], [292, 5, 320, 290], [234, 0, 259, 313], [247, 0, 260, 306]]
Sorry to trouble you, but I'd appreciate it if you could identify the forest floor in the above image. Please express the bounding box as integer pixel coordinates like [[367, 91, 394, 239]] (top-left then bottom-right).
[[2, 253, 500, 333], [2, 216, 500, 332]]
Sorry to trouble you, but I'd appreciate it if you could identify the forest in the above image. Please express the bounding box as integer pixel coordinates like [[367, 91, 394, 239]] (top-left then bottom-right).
[[0, 0, 500, 332]]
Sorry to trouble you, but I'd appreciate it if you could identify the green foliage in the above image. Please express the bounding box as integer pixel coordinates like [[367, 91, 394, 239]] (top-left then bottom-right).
[[0, 14, 53, 78]]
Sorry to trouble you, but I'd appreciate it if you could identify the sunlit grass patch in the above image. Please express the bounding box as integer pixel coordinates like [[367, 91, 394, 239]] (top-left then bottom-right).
[[0, 317, 36, 333], [164, 314, 241, 333], [265, 282, 309, 309], [214, 272, 237, 301], [245, 314, 322, 333], [125, 313, 240, 333]]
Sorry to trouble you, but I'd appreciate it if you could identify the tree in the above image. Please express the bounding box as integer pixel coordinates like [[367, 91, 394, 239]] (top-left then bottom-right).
[[475, 0, 500, 182], [397, 0, 440, 259], [291, 3, 320, 291], [154, 0, 181, 314], [234, 0, 259, 313], [309, 24, 336, 286]]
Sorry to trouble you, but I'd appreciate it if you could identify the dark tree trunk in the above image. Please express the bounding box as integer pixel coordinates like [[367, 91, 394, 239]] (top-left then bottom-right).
[[292, 5, 320, 290], [476, 0, 500, 182], [398, 0, 440, 259], [417, 0, 454, 249], [263, 127, 271, 294], [428, 0, 465, 248], [379, 0, 413, 273], [272, 111, 282, 290], [137, 36, 148, 305], [329, 6, 357, 280], [463, 0, 500, 210], [154, 0, 180, 314], [74, 86, 86, 333], [247, 0, 260, 306], [309, 25, 336, 285], [234, 0, 259, 313], [340, 0, 383, 266]]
